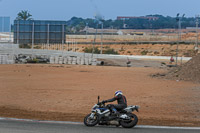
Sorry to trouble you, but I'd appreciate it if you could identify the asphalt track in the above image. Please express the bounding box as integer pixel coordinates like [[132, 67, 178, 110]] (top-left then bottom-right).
[[0, 119, 199, 133]]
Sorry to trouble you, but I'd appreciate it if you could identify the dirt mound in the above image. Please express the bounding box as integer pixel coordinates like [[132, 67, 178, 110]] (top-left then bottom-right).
[[166, 54, 200, 83]]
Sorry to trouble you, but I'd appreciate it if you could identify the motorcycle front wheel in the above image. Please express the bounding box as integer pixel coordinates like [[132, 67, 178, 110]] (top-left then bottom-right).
[[84, 113, 99, 127], [120, 113, 138, 128]]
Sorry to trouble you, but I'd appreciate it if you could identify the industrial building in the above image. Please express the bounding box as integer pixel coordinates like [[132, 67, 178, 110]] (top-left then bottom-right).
[[0, 16, 10, 32], [14, 20, 67, 44], [117, 16, 159, 21]]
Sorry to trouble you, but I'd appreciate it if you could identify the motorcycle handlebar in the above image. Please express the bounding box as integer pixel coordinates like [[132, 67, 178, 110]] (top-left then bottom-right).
[[98, 101, 105, 106]]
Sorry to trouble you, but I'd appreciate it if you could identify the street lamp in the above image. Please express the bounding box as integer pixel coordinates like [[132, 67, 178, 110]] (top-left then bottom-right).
[[175, 13, 185, 66]]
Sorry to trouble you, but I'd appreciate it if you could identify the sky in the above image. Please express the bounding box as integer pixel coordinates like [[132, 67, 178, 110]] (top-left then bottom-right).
[[0, 0, 200, 22]]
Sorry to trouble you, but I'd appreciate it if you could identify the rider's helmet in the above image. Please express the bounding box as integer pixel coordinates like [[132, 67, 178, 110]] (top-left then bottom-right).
[[115, 90, 123, 97]]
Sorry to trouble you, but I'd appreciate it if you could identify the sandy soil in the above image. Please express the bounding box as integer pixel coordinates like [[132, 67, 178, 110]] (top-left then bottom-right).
[[0, 64, 200, 126], [38, 43, 197, 57]]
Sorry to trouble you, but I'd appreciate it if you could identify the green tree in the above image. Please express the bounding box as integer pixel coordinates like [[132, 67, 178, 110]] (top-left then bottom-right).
[[66, 15, 197, 31], [16, 10, 33, 20]]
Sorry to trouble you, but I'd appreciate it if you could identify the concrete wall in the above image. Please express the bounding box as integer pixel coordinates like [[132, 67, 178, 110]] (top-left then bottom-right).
[[66, 35, 178, 41]]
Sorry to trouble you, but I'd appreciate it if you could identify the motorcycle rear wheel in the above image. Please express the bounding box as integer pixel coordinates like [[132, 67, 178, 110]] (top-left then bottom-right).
[[120, 113, 138, 128], [84, 113, 99, 127]]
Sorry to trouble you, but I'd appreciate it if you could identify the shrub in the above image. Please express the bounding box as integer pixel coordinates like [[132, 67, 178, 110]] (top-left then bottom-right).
[[34, 45, 41, 49], [83, 47, 118, 55], [104, 46, 110, 49], [119, 46, 125, 52], [103, 48, 119, 55], [154, 51, 160, 55], [83, 47, 100, 54], [19, 44, 31, 49], [141, 50, 148, 55]]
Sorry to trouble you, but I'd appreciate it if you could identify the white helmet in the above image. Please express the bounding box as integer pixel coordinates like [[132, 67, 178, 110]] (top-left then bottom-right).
[[115, 90, 123, 96]]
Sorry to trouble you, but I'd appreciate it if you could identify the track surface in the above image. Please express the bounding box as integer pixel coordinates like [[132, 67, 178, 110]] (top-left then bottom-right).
[[0, 120, 199, 133]]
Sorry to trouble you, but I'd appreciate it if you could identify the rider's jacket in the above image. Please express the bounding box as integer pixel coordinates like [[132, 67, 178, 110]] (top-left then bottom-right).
[[107, 94, 127, 106]]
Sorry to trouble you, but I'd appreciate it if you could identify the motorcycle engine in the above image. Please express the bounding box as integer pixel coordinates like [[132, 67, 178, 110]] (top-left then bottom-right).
[[108, 120, 119, 126]]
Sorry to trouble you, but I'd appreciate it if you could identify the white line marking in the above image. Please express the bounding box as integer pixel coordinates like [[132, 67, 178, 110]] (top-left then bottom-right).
[[0, 117, 200, 130], [136, 125, 200, 130], [0, 117, 82, 125]]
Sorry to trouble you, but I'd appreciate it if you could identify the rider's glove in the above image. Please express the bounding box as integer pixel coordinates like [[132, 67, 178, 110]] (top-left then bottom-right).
[[102, 100, 107, 104]]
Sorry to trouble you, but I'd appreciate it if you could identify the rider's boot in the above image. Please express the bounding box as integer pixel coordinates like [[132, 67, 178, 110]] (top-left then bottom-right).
[[112, 108, 120, 116]]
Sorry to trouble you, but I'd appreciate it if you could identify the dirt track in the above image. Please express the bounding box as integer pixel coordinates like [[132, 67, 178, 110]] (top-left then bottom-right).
[[0, 64, 200, 126]]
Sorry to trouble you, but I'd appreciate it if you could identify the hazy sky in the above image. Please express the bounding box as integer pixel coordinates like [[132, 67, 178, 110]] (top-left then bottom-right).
[[0, 0, 200, 22]]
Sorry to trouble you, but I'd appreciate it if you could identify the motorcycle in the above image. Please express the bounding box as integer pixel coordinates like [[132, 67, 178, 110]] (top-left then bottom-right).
[[84, 96, 139, 128]]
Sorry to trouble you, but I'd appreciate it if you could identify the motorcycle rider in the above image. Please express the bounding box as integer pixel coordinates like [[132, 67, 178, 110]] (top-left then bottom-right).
[[102, 90, 127, 115]]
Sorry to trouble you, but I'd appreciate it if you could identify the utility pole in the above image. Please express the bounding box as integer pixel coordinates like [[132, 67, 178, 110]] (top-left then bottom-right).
[[101, 22, 103, 54], [32, 22, 35, 59], [175, 13, 185, 66], [86, 23, 88, 39], [47, 24, 49, 45], [9, 18, 12, 42], [111, 26, 114, 36], [17, 21, 19, 44], [92, 23, 98, 58], [2, 16, 4, 32], [62, 24, 64, 56], [195, 15, 199, 51]]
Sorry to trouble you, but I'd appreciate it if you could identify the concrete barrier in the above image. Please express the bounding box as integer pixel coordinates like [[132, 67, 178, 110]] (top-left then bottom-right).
[[85, 58, 89, 65], [67, 57, 72, 64], [77, 57, 81, 65], [7, 60, 15, 64], [88, 58, 92, 65], [58, 57, 63, 64], [72, 57, 77, 65], [0, 55, 7, 64], [80, 58, 85, 65], [91, 58, 97, 66], [37, 55, 99, 66], [0, 55, 14, 64], [55, 56, 59, 64], [50, 57, 55, 64], [63, 57, 68, 64]]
